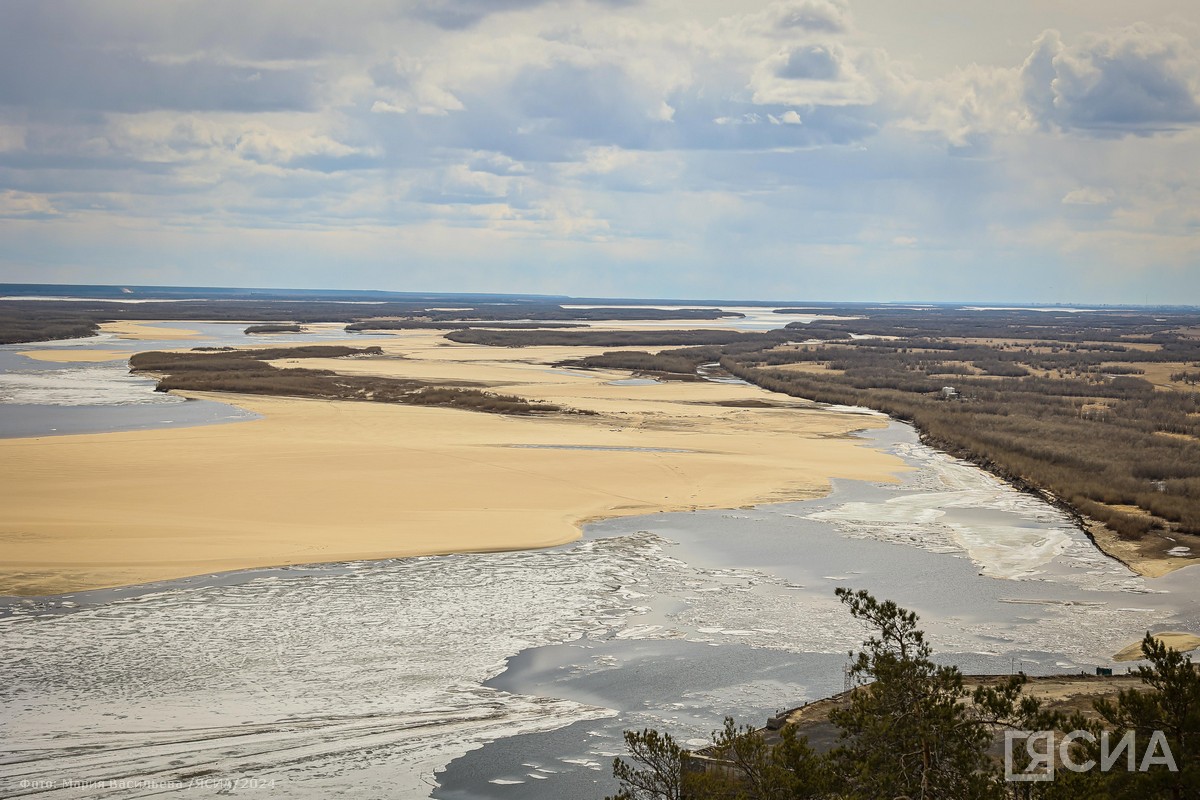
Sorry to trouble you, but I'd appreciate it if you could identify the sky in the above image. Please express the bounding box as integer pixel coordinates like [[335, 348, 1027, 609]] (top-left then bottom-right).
[[0, 0, 1198, 303]]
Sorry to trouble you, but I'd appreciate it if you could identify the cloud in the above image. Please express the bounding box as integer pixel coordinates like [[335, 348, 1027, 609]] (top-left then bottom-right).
[[0, 1, 1195, 304], [775, 44, 842, 80], [407, 163, 515, 205], [1061, 187, 1115, 205], [411, 0, 639, 30], [1021, 26, 1200, 136], [751, 42, 876, 107], [368, 57, 466, 116], [0, 189, 57, 218], [507, 60, 663, 147], [0, 4, 318, 114], [750, 0, 852, 36], [410, 0, 549, 29], [892, 62, 1026, 148]]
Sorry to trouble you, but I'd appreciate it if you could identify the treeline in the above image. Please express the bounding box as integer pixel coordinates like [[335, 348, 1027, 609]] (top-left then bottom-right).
[[562, 350, 713, 379], [418, 305, 740, 322], [0, 305, 99, 344], [244, 324, 303, 334], [0, 299, 740, 345], [129, 346, 561, 415], [344, 320, 586, 331], [783, 306, 1200, 344], [608, 589, 1200, 800], [445, 329, 756, 347], [755, 337, 1200, 374]]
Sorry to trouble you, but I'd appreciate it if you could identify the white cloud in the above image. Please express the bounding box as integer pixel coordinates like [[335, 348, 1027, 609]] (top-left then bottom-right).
[[367, 56, 466, 115], [750, 42, 878, 107], [0, 189, 58, 218], [1021, 25, 1200, 136], [892, 62, 1027, 147], [1061, 187, 1115, 205], [741, 0, 854, 38]]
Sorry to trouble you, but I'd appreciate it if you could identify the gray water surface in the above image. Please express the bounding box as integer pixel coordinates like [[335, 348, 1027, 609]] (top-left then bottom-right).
[[1, 402, 1196, 799], [0, 321, 349, 437]]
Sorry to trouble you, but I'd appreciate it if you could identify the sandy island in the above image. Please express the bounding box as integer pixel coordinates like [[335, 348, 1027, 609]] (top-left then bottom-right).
[[100, 320, 202, 340], [16, 348, 131, 363], [1113, 632, 1200, 662], [0, 328, 905, 595]]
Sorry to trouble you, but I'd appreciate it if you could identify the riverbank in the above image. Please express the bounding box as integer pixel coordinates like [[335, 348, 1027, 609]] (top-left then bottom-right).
[[0, 329, 903, 595], [1113, 632, 1200, 661]]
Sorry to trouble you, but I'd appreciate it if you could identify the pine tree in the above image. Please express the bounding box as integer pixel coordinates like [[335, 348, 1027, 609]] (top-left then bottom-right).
[[1090, 633, 1199, 799], [607, 728, 688, 800], [825, 588, 1003, 800]]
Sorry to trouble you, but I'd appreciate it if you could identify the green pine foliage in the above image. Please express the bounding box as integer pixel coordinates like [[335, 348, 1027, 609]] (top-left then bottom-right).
[[608, 591, 1198, 800]]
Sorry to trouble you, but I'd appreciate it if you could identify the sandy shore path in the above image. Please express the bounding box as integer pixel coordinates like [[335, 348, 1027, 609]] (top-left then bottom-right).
[[0, 331, 905, 595]]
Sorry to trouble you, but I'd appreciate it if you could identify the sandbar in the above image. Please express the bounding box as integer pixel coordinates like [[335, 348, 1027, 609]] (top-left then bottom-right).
[[0, 329, 905, 595], [100, 320, 201, 340], [1113, 632, 1200, 662], [17, 349, 131, 363]]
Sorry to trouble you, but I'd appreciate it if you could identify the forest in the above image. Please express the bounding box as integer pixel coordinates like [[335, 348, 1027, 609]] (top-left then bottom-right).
[[0, 295, 738, 344]]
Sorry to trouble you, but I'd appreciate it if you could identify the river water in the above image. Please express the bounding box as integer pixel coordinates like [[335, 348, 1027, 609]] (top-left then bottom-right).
[[1, 322, 1197, 799], [0, 322, 373, 438]]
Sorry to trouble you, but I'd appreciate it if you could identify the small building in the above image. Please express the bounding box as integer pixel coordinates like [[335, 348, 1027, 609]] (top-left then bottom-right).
[[940, 386, 959, 400]]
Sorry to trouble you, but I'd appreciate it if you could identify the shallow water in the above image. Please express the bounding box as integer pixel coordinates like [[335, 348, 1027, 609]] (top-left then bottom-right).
[[0, 400, 257, 438], [2, 420, 1196, 799], [606, 377, 660, 386], [0, 321, 364, 437]]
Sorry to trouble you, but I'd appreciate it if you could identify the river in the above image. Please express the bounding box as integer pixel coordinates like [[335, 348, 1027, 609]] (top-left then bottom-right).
[[1, 320, 1196, 799]]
